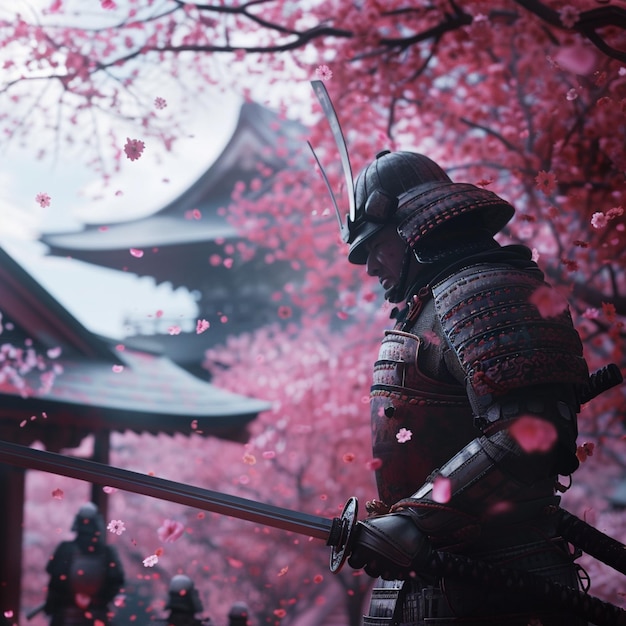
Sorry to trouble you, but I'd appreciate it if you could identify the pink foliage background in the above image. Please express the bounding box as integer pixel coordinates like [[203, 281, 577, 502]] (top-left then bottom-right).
[[3, 0, 625, 624]]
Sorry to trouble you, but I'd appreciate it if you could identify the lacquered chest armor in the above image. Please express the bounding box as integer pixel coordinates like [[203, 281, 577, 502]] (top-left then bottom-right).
[[370, 323, 477, 505]]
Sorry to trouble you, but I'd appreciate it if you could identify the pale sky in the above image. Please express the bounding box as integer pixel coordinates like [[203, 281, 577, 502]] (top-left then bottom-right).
[[0, 88, 241, 339], [0, 0, 317, 340]]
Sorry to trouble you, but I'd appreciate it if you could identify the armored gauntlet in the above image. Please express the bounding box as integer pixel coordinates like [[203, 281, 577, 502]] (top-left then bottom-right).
[[348, 511, 432, 580]]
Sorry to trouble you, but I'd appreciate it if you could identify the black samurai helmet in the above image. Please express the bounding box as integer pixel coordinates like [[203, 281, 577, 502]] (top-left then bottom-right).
[[310, 82, 515, 269]]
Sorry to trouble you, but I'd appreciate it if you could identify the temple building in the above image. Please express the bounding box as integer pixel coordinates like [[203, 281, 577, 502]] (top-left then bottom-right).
[[40, 101, 307, 377], [0, 245, 269, 620]]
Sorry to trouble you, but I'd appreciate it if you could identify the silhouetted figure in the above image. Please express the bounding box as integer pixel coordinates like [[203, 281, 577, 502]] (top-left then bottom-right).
[[227, 602, 250, 626], [164, 575, 210, 626], [44, 502, 124, 626]]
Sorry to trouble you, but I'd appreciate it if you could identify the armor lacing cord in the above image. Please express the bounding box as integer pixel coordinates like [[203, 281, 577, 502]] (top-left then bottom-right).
[[366, 499, 391, 516], [400, 285, 431, 331]]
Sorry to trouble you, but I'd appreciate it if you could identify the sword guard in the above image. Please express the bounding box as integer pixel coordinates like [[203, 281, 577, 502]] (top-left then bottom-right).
[[328, 496, 358, 573]]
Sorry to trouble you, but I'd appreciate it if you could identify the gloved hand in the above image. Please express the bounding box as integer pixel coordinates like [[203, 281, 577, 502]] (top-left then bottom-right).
[[347, 512, 432, 580]]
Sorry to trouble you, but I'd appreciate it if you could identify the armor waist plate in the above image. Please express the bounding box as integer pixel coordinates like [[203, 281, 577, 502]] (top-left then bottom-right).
[[371, 330, 478, 504]]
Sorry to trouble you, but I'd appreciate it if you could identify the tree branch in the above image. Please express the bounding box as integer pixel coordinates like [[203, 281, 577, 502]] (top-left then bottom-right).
[[512, 0, 626, 62]]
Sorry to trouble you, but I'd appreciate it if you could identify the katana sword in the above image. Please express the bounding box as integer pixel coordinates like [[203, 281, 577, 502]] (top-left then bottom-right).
[[0, 439, 357, 572], [1, 439, 625, 626]]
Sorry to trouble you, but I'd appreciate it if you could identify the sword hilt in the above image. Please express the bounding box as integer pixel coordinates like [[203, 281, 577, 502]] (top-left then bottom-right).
[[327, 496, 358, 573], [557, 508, 626, 576], [327, 497, 626, 624], [580, 363, 623, 404]]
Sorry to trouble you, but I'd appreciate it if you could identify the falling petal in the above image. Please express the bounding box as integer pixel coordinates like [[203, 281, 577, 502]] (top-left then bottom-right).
[[509, 416, 557, 453], [432, 476, 452, 503]]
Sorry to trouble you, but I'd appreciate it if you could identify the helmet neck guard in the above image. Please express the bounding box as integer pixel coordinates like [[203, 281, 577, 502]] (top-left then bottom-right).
[[347, 153, 514, 266]]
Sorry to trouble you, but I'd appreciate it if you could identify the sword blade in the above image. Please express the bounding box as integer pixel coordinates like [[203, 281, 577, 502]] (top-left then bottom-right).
[[0, 439, 332, 540]]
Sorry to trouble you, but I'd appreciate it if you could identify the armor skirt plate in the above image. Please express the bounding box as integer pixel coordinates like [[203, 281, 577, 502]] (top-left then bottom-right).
[[362, 537, 588, 625]]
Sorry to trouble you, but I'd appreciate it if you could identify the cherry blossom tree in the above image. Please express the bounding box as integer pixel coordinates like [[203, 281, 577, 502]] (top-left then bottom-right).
[[9, 0, 626, 623]]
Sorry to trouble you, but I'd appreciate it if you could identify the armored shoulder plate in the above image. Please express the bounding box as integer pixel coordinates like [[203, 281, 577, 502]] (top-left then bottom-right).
[[432, 264, 589, 398]]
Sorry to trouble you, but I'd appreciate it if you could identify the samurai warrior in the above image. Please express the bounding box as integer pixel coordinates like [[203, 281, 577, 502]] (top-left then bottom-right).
[[338, 150, 592, 624], [162, 574, 211, 626], [44, 503, 124, 626], [227, 601, 251, 626]]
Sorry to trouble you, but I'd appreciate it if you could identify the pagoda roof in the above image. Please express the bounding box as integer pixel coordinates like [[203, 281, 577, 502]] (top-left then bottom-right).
[[40, 101, 305, 262], [0, 246, 268, 451]]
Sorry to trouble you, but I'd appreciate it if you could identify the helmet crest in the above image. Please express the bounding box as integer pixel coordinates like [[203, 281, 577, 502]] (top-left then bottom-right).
[[310, 82, 515, 266]]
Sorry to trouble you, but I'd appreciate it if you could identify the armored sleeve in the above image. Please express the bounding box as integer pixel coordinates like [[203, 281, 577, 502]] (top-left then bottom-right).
[[394, 263, 589, 546], [434, 263, 588, 401]]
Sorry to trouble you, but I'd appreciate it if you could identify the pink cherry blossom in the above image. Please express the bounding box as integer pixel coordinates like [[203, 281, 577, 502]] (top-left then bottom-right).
[[168, 325, 181, 335], [243, 452, 256, 465], [35, 192, 51, 208], [48, 0, 63, 13], [576, 441, 595, 463], [112, 364, 124, 373], [591, 212, 608, 229], [185, 208, 202, 220], [107, 519, 126, 535], [196, 319, 210, 334], [142, 554, 158, 567], [102, 486, 118, 494], [606, 206, 624, 219], [554, 44, 597, 76], [129, 248, 144, 258], [101, 0, 116, 8], [278, 306, 292, 319], [582, 307, 599, 319], [157, 519, 185, 543], [154, 97, 167, 110], [601, 301, 616, 322], [529, 285, 568, 318], [315, 64, 333, 81], [47, 347, 62, 358], [534, 170, 557, 195], [558, 5, 580, 29], [123, 137, 145, 161], [366, 458, 383, 471], [396, 427, 412, 444], [509, 416, 557, 453]]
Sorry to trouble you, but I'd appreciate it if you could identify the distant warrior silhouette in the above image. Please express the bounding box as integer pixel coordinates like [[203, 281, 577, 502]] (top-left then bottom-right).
[[44, 503, 124, 626], [164, 575, 210, 626], [227, 601, 250, 626]]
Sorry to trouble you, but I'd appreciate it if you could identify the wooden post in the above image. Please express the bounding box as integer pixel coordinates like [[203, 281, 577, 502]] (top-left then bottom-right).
[[0, 463, 25, 623], [91, 430, 110, 521]]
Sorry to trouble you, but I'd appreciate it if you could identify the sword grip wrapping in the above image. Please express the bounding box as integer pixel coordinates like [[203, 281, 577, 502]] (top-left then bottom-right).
[[558, 509, 626, 576], [580, 363, 623, 405], [429, 550, 626, 626]]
